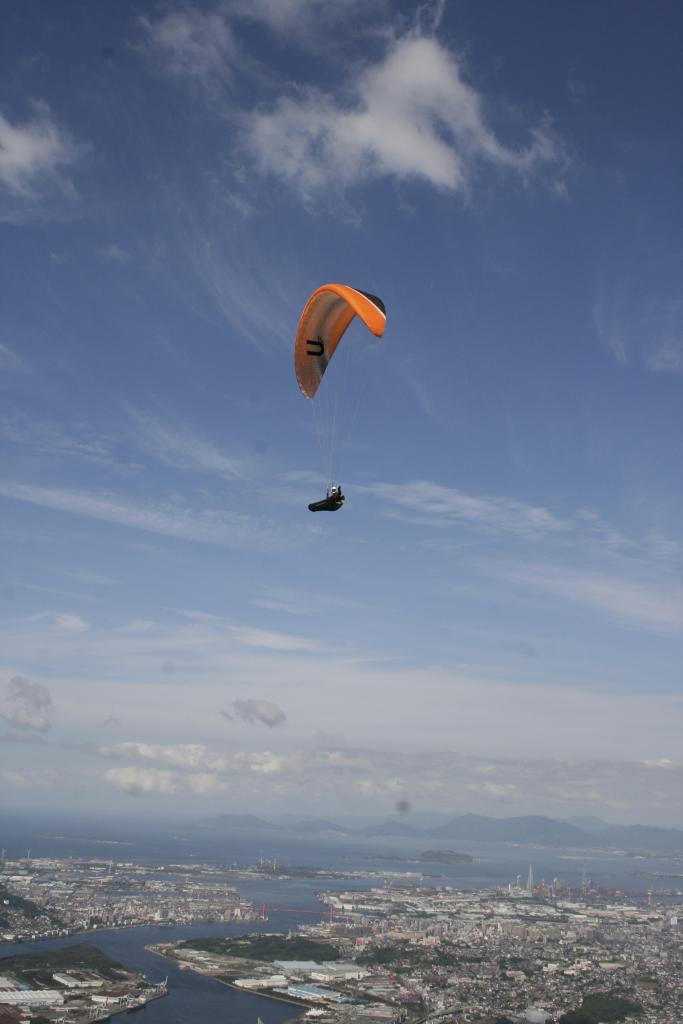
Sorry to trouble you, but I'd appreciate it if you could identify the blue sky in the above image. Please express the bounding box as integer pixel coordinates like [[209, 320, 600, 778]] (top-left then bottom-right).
[[1, 0, 681, 825]]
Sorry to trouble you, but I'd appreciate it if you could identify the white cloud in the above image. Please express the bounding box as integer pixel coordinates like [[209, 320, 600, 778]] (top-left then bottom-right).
[[143, 1, 382, 82], [594, 259, 683, 373], [8, 707, 51, 732], [2, 408, 248, 480], [648, 337, 683, 372], [93, 739, 683, 822], [64, 570, 120, 587], [173, 207, 300, 348], [238, 750, 284, 775], [55, 613, 90, 633], [465, 780, 519, 800], [245, 34, 563, 199], [99, 243, 131, 264], [0, 107, 82, 197], [230, 624, 326, 652], [0, 480, 273, 548], [0, 768, 57, 788], [365, 479, 570, 536], [0, 413, 118, 464], [644, 297, 683, 372], [103, 765, 178, 795], [0, 770, 28, 786], [233, 0, 377, 33], [186, 771, 229, 794], [140, 9, 239, 87], [98, 742, 228, 774], [127, 410, 248, 479], [0, 342, 23, 369], [492, 561, 683, 633], [2, 599, 680, 822]]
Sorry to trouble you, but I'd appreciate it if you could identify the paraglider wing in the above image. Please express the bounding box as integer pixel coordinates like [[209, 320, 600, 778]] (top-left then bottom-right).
[[294, 284, 386, 399]]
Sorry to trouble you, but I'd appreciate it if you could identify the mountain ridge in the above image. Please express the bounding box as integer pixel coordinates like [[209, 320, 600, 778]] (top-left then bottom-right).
[[205, 811, 683, 852]]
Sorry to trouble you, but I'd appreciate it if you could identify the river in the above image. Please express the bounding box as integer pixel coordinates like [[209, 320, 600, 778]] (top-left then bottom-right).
[[2, 816, 681, 1021], [0, 910, 319, 1024]]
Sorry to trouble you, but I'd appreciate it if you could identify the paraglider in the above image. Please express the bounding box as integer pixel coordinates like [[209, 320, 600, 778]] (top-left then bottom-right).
[[308, 484, 345, 513], [294, 284, 386, 510]]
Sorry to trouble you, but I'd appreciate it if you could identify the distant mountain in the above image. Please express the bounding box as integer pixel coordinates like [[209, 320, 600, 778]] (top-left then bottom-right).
[[285, 818, 348, 835], [562, 816, 610, 833], [203, 811, 683, 853], [383, 812, 455, 829], [594, 824, 683, 855], [430, 814, 588, 845], [209, 814, 280, 831], [358, 821, 423, 837], [429, 815, 683, 853]]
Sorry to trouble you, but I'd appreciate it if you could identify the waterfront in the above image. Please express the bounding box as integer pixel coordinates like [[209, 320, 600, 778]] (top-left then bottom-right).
[[2, 815, 681, 1021], [0, 913, 315, 1024], [2, 812, 680, 895]]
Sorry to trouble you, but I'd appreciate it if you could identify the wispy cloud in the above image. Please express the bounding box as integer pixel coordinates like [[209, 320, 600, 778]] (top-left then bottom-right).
[[594, 254, 683, 373], [244, 33, 564, 201], [251, 584, 377, 618], [54, 613, 90, 633], [127, 409, 248, 479], [142, 0, 381, 91], [99, 243, 131, 264], [140, 8, 240, 90], [230, 624, 327, 652], [489, 560, 683, 634], [0, 106, 83, 198], [0, 480, 273, 548], [0, 767, 58, 789], [0, 342, 24, 369], [643, 296, 683, 372], [63, 570, 120, 587], [0, 413, 120, 464], [365, 480, 570, 536], [2, 409, 250, 481], [93, 738, 683, 823], [19, 611, 91, 633], [233, 0, 381, 34]]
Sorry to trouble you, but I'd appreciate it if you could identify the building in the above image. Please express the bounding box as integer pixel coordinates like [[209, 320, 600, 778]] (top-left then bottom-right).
[[0, 990, 64, 1007]]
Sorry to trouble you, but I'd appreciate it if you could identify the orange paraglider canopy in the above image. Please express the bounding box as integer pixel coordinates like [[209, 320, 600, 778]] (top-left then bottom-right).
[[294, 283, 386, 399]]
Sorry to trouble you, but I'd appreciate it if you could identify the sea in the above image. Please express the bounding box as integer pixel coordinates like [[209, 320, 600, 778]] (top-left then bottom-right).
[[1, 812, 681, 1023]]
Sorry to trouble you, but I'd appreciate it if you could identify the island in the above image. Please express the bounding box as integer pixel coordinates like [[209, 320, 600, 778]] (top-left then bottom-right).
[[417, 850, 474, 864]]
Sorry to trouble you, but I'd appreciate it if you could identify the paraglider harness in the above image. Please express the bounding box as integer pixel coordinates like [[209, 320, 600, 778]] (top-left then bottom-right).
[[308, 486, 345, 512]]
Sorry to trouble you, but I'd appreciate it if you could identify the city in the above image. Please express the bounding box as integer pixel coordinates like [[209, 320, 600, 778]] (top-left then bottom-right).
[[151, 872, 682, 1023], [0, 856, 256, 942]]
